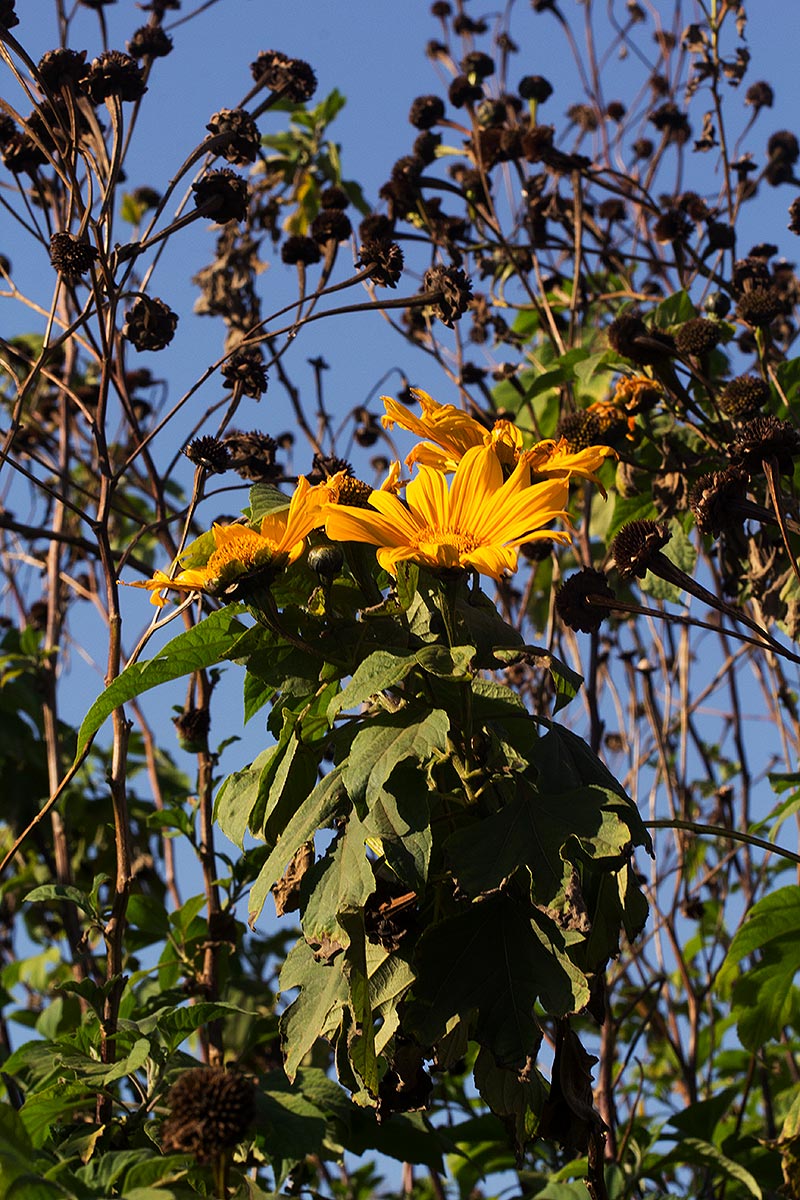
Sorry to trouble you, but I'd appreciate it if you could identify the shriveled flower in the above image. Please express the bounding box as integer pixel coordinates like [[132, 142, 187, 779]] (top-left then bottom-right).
[[161, 1067, 255, 1163], [555, 568, 616, 633], [733, 414, 800, 476], [49, 231, 97, 281], [519, 75, 553, 103], [607, 313, 675, 364], [736, 287, 783, 327], [311, 209, 352, 245], [224, 430, 280, 482], [611, 519, 671, 580], [192, 169, 250, 223], [674, 317, 723, 356], [281, 235, 321, 266], [689, 467, 749, 537], [358, 238, 404, 287], [206, 108, 260, 165], [382, 388, 501, 471], [183, 436, 230, 474], [613, 375, 662, 413], [84, 51, 146, 104], [130, 476, 327, 607], [221, 348, 268, 397], [173, 706, 211, 753], [250, 50, 317, 102], [122, 295, 178, 351], [423, 265, 473, 326], [409, 94, 445, 129], [325, 444, 571, 581], [37, 49, 88, 92], [0, 1, 18, 31]]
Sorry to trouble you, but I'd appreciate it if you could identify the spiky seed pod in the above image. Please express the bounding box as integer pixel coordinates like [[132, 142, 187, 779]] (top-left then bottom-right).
[[611, 519, 672, 581], [319, 185, 348, 210], [173, 706, 211, 752], [408, 94, 445, 130], [674, 318, 723, 356], [719, 374, 770, 419], [733, 414, 800, 476], [307, 452, 353, 483], [37, 49, 87, 91], [310, 209, 352, 245], [689, 467, 749, 537], [555, 568, 616, 633], [519, 74, 553, 103], [122, 296, 178, 351], [736, 287, 783, 327], [554, 411, 604, 450], [606, 313, 675, 365], [84, 51, 146, 104], [221, 349, 268, 398], [206, 108, 259, 165], [192, 169, 249, 223], [423, 265, 473, 326], [183, 436, 230, 474], [49, 232, 97, 281], [224, 430, 279, 481], [127, 25, 173, 59], [281, 235, 321, 266], [161, 1067, 255, 1164], [249, 51, 317, 102], [359, 213, 394, 242], [358, 239, 404, 288], [413, 130, 440, 164]]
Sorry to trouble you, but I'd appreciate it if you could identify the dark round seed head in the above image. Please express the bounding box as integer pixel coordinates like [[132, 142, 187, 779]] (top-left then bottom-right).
[[122, 295, 178, 351], [408, 94, 445, 130], [161, 1068, 255, 1164], [556, 568, 616, 633], [519, 75, 553, 103], [127, 25, 173, 59], [422, 264, 473, 326], [281, 234, 321, 266], [184, 436, 230, 473], [221, 348, 268, 398], [736, 287, 783, 327], [611, 519, 671, 580], [206, 108, 260, 165], [719, 374, 770, 419], [49, 231, 97, 280], [310, 209, 352, 245], [674, 317, 723, 356], [358, 238, 404, 288], [192, 169, 250, 223], [84, 50, 146, 104], [689, 467, 749, 536]]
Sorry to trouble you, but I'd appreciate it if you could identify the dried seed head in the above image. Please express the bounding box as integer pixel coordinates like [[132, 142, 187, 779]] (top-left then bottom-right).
[[122, 295, 178, 351], [192, 169, 249, 223], [789, 197, 800, 235], [719, 374, 770, 420], [206, 108, 260, 165], [606, 100, 626, 122], [745, 81, 774, 111], [448, 74, 483, 108], [413, 130, 441, 164], [2, 131, 47, 174], [49, 231, 97, 281], [650, 103, 691, 143], [127, 25, 173, 59], [358, 238, 404, 288], [84, 51, 146, 104], [736, 286, 783, 327], [281, 235, 321, 266], [183, 436, 230, 474], [606, 313, 674, 364], [408, 94, 445, 130], [37, 49, 87, 92], [310, 209, 352, 245], [161, 1067, 255, 1164], [453, 13, 487, 33], [462, 51, 495, 80], [705, 220, 735, 251], [0, 0, 18, 31], [326, 474, 374, 507], [422, 264, 473, 326], [611, 519, 671, 581], [249, 50, 317, 102], [555, 568, 616, 633], [319, 185, 348, 210], [224, 430, 280, 481], [631, 137, 654, 160], [689, 467, 749, 537], [519, 74, 553, 103], [733, 414, 800, 476], [652, 208, 692, 244], [359, 214, 394, 242], [173, 706, 211, 752], [221, 348, 268, 398], [308, 452, 353, 483], [674, 317, 723, 356]]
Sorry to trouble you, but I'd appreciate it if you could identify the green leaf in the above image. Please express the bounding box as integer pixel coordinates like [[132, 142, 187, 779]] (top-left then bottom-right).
[[279, 938, 348, 1080], [328, 649, 417, 719], [343, 710, 449, 818], [300, 816, 375, 955], [248, 768, 349, 925], [76, 609, 248, 757], [650, 288, 697, 328], [258, 1087, 326, 1167], [659, 1136, 762, 1197], [339, 910, 379, 1095], [214, 750, 273, 850], [406, 894, 586, 1066], [23, 885, 96, 917]]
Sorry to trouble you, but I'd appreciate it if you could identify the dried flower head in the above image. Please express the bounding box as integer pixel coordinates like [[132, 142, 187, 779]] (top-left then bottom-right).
[[653, 209, 692, 244], [736, 287, 783, 327], [607, 313, 675, 365], [462, 51, 495, 80], [556, 568, 616, 633], [206, 108, 260, 165], [423, 264, 473, 326], [127, 25, 173, 59], [192, 169, 250, 223], [250, 50, 317, 102], [161, 1067, 256, 1163], [358, 238, 404, 288], [184, 436, 230, 474], [689, 467, 749, 537], [790, 198, 800, 236], [310, 209, 352, 245], [745, 81, 774, 110], [280, 235, 321, 267], [122, 295, 178, 351], [84, 51, 146, 104], [650, 103, 691, 143], [49, 231, 97, 281], [319, 185, 348, 210], [173, 706, 211, 752], [674, 318, 723, 356], [221, 348, 268, 398], [37, 49, 87, 92], [409, 94, 445, 130], [719, 374, 770, 420], [733, 414, 800, 476], [449, 74, 483, 108], [224, 430, 280, 482], [0, 0, 18, 31], [611, 519, 672, 580], [519, 75, 553, 103]]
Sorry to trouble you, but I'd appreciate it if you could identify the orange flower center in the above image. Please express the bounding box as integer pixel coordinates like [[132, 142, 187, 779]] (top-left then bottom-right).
[[416, 525, 478, 553], [206, 531, 273, 579]]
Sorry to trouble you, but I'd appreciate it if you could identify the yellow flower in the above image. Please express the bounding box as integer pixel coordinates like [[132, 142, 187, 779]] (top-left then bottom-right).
[[325, 443, 571, 581], [131, 476, 325, 607], [382, 388, 499, 472], [521, 437, 616, 495]]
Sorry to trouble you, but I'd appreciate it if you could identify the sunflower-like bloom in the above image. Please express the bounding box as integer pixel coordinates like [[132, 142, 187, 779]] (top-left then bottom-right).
[[325, 443, 571, 580], [521, 437, 616, 494], [131, 476, 325, 607], [382, 387, 520, 471]]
